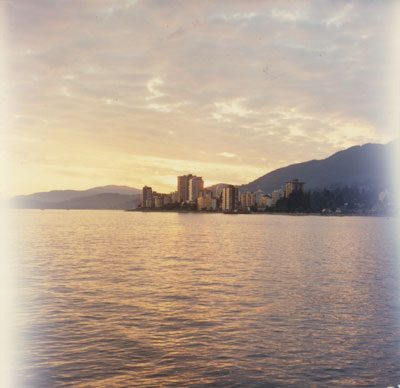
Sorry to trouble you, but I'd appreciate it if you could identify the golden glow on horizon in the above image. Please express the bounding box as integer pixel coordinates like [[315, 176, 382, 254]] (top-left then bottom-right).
[[7, 149, 268, 196]]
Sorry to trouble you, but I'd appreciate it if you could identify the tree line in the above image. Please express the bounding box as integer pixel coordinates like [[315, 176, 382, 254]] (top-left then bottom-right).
[[268, 186, 388, 214]]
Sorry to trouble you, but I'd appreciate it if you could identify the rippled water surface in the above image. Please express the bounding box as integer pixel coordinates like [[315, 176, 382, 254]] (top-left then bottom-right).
[[9, 210, 400, 387]]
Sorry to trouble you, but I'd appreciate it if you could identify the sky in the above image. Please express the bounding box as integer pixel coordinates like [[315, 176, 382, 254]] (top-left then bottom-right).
[[1, 0, 399, 196]]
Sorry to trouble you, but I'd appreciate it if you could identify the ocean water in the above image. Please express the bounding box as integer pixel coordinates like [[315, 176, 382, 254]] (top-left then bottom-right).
[[8, 210, 400, 387]]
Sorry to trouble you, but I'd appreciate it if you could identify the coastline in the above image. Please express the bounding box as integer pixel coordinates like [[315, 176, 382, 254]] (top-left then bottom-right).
[[126, 208, 394, 217]]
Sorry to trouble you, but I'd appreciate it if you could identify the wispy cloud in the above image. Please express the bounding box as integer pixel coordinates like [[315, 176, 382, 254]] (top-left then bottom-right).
[[146, 77, 166, 100], [219, 152, 237, 158], [214, 99, 253, 120], [4, 0, 398, 195]]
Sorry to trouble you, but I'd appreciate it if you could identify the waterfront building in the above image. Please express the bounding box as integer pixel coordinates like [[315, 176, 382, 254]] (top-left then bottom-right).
[[156, 194, 171, 208], [177, 174, 194, 202], [170, 191, 179, 203], [197, 189, 216, 211], [222, 185, 238, 212], [163, 194, 171, 205], [239, 190, 265, 210], [285, 179, 305, 198], [198, 189, 213, 198], [255, 189, 265, 207], [198, 196, 217, 211], [214, 184, 228, 198], [145, 197, 155, 208], [260, 194, 272, 208], [154, 195, 163, 208], [240, 192, 256, 209], [189, 176, 204, 202], [240, 193, 247, 208], [271, 189, 284, 205], [141, 186, 152, 208]]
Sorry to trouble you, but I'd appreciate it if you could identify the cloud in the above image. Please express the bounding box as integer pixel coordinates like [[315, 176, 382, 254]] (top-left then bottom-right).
[[325, 3, 354, 28], [270, 8, 306, 23], [218, 152, 237, 158], [214, 11, 260, 24], [146, 77, 166, 100], [214, 99, 253, 118], [4, 0, 399, 195], [146, 101, 188, 113]]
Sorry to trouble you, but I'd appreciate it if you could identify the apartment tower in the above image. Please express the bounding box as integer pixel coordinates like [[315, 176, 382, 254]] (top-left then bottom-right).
[[285, 179, 305, 198], [189, 176, 204, 202], [222, 185, 238, 212], [141, 186, 152, 208], [177, 174, 193, 202]]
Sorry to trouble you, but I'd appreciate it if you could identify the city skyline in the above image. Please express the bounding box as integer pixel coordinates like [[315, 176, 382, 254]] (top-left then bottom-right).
[[2, 0, 399, 197], [137, 170, 392, 215], [139, 173, 287, 212]]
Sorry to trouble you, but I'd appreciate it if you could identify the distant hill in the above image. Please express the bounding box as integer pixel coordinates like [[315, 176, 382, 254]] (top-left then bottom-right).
[[12, 185, 140, 203], [8, 186, 141, 210], [239, 141, 396, 194], [51, 193, 141, 210], [7, 140, 397, 209], [83, 185, 141, 196]]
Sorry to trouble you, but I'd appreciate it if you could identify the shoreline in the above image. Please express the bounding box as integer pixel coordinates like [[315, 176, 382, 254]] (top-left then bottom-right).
[[7, 208, 395, 217], [126, 208, 394, 217]]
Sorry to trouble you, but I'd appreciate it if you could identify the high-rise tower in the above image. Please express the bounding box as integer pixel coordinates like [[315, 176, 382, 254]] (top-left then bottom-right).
[[222, 185, 238, 212], [189, 176, 204, 202], [177, 174, 193, 202], [141, 186, 152, 208]]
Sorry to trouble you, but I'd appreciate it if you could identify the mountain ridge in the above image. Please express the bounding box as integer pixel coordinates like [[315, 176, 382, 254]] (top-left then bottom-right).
[[12, 185, 141, 203], [8, 186, 141, 210], [238, 141, 394, 194], [7, 140, 397, 209]]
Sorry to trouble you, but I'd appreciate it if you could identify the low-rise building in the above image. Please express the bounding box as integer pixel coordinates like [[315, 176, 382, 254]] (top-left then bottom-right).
[[163, 194, 171, 205], [260, 194, 272, 208], [199, 189, 213, 198], [255, 189, 266, 208], [240, 192, 256, 209], [197, 189, 216, 211], [154, 195, 164, 208], [271, 189, 284, 205], [198, 196, 217, 211], [170, 191, 179, 203]]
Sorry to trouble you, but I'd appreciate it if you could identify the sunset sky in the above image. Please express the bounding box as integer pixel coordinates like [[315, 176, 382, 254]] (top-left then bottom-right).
[[2, 0, 399, 197]]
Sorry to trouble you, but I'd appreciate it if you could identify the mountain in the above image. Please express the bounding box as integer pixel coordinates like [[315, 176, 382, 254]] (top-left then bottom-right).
[[50, 193, 141, 210], [239, 141, 396, 194], [83, 185, 141, 196], [7, 140, 397, 209], [8, 186, 141, 210], [12, 185, 140, 204]]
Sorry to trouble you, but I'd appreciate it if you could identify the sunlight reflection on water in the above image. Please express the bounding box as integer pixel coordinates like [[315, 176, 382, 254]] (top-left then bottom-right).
[[8, 210, 400, 388]]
